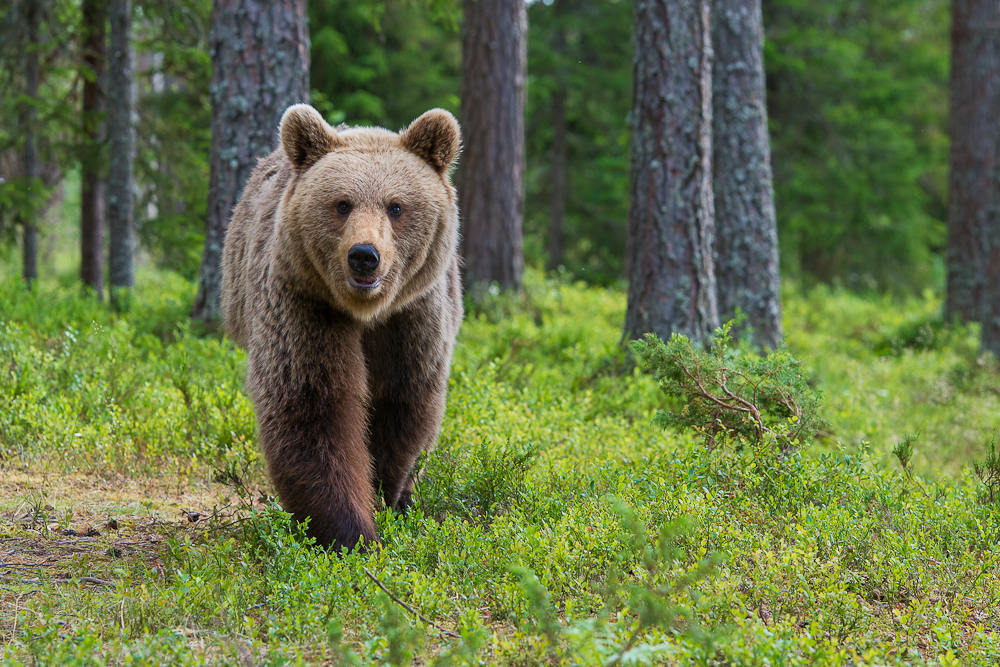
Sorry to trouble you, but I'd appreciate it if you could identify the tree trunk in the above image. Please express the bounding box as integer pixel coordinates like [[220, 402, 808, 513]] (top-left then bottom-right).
[[81, 0, 106, 298], [623, 0, 719, 345], [191, 0, 311, 324], [458, 0, 527, 293], [712, 0, 782, 349], [21, 0, 40, 288], [548, 82, 567, 271], [106, 0, 135, 311], [946, 0, 1000, 324]]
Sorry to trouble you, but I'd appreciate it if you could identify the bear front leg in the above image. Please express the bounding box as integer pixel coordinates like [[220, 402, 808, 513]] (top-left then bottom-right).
[[248, 307, 378, 552], [363, 303, 452, 512]]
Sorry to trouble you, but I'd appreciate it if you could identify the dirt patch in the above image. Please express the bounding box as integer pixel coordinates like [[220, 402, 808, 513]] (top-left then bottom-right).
[[0, 464, 273, 624]]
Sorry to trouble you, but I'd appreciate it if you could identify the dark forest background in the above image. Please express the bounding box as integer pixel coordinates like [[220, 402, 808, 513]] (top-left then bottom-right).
[[0, 0, 950, 292]]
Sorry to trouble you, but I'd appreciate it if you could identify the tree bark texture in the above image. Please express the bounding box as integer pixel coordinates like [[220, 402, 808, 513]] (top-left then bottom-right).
[[946, 0, 1000, 324], [21, 0, 40, 287], [192, 0, 310, 323], [106, 0, 135, 309], [81, 0, 106, 297], [624, 0, 719, 345], [712, 0, 782, 349], [458, 0, 527, 292]]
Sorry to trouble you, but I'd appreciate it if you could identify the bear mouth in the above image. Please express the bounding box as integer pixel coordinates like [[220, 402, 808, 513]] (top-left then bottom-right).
[[348, 275, 382, 291]]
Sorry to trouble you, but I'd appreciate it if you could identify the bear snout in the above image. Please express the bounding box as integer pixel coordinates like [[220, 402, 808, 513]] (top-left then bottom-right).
[[348, 244, 380, 275], [347, 244, 382, 290]]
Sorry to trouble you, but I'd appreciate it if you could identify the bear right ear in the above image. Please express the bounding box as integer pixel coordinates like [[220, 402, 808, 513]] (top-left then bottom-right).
[[400, 109, 461, 174], [280, 104, 337, 171]]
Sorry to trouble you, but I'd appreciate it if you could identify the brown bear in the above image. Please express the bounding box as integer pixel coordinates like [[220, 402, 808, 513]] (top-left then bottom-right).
[[220, 104, 463, 552]]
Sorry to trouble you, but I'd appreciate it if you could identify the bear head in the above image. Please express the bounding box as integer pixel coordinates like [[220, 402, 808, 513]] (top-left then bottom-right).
[[277, 104, 461, 322]]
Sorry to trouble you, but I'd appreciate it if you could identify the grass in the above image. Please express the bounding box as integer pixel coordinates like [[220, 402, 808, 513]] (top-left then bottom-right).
[[0, 267, 998, 665]]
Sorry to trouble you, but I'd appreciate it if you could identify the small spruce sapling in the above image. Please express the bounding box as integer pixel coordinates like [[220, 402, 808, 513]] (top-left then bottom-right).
[[601, 498, 718, 666], [511, 566, 563, 664], [631, 321, 822, 453], [892, 433, 918, 477], [973, 432, 1000, 505]]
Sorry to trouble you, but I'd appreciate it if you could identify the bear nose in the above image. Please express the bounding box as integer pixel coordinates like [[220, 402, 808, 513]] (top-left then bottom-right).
[[348, 244, 380, 275]]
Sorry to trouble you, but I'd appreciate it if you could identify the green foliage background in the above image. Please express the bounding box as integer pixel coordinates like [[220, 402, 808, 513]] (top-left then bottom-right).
[[0, 0, 953, 292]]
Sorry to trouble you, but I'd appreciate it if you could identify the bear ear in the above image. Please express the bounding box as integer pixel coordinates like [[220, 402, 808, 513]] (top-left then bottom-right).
[[400, 109, 461, 173], [280, 104, 337, 171]]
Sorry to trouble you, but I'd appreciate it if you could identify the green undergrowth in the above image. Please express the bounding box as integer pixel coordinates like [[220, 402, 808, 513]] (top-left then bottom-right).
[[1, 268, 999, 665]]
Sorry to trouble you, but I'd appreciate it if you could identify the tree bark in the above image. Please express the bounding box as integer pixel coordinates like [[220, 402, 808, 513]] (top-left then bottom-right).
[[106, 0, 135, 310], [712, 0, 782, 349], [192, 0, 311, 323], [81, 0, 106, 298], [946, 0, 1000, 324], [458, 0, 527, 293], [21, 0, 40, 288], [624, 0, 719, 345]]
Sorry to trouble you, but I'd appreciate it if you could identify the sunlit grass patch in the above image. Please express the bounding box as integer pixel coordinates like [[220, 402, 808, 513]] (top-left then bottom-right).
[[2, 267, 1000, 664]]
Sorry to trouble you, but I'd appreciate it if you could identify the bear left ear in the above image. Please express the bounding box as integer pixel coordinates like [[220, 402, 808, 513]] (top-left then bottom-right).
[[400, 109, 462, 174], [280, 104, 337, 171]]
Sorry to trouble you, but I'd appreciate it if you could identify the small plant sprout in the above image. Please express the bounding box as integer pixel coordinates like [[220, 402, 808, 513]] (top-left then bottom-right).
[[973, 432, 1000, 505], [893, 432, 918, 476]]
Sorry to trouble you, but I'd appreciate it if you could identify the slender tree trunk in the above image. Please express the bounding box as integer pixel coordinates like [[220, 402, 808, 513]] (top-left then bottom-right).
[[22, 0, 40, 288], [458, 0, 527, 293], [624, 0, 719, 345], [106, 0, 135, 310], [192, 0, 311, 324], [81, 0, 106, 298], [548, 82, 567, 271], [946, 0, 1000, 324], [712, 0, 782, 349]]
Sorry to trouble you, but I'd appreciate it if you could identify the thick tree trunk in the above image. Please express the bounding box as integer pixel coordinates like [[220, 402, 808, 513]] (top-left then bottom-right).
[[106, 0, 135, 310], [624, 0, 719, 345], [21, 0, 40, 287], [192, 0, 310, 324], [458, 0, 527, 293], [712, 0, 782, 349], [946, 0, 1000, 324], [81, 0, 106, 298], [548, 82, 567, 271]]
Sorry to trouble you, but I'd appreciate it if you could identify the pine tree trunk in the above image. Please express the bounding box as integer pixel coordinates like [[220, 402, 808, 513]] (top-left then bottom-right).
[[712, 0, 782, 349], [21, 0, 40, 288], [624, 0, 719, 345], [191, 0, 310, 324], [106, 0, 135, 310], [946, 0, 1000, 324], [458, 0, 527, 293], [548, 82, 567, 271], [81, 0, 106, 298]]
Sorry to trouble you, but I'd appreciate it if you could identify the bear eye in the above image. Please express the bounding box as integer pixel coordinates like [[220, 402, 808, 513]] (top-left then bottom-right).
[[336, 201, 351, 215], [387, 203, 402, 218]]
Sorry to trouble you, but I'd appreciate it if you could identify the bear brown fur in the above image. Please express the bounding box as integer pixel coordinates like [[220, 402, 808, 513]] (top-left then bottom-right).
[[220, 104, 463, 551]]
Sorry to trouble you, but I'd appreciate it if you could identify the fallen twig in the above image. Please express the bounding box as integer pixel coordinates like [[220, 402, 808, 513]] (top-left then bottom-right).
[[363, 568, 460, 639], [0, 574, 114, 587]]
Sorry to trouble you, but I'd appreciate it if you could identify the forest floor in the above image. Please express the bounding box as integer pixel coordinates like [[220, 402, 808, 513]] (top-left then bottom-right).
[[1, 267, 999, 665]]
